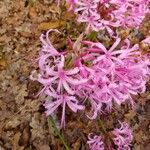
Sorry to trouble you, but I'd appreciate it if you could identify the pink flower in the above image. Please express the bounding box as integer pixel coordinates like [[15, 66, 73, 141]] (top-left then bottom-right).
[[107, 83, 129, 105], [75, 0, 99, 13], [142, 36, 150, 44], [80, 38, 149, 117], [92, 38, 122, 63], [31, 29, 150, 127], [111, 0, 149, 28], [77, 11, 101, 33], [68, 0, 149, 34], [39, 29, 61, 55], [96, 19, 120, 36], [112, 122, 133, 150], [38, 29, 61, 70], [115, 63, 148, 94], [37, 55, 88, 95], [87, 133, 105, 150], [74, 0, 120, 34], [84, 38, 128, 74], [44, 93, 85, 127], [84, 38, 139, 71], [66, 0, 78, 11], [100, 0, 110, 4]]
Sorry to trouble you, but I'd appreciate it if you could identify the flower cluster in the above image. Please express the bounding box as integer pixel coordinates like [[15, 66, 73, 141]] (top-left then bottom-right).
[[87, 121, 133, 150], [30, 0, 150, 149], [76, 37, 150, 119], [87, 133, 104, 150], [30, 29, 150, 127], [112, 122, 133, 150], [65, 0, 149, 34]]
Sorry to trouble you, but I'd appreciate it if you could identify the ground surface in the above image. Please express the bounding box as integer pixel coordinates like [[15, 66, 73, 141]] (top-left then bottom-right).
[[0, 0, 150, 150]]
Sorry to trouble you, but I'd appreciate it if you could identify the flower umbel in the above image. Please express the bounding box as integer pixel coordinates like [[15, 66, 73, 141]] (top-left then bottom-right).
[[44, 93, 84, 127], [112, 122, 133, 150], [30, 29, 150, 127], [87, 133, 105, 150]]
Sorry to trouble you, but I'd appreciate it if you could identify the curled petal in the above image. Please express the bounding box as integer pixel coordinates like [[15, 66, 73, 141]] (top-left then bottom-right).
[[66, 67, 79, 75], [65, 76, 88, 85], [38, 76, 58, 84], [109, 38, 121, 51], [44, 100, 62, 116]]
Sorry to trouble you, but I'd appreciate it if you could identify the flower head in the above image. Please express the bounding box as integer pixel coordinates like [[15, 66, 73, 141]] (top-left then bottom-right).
[[67, 0, 78, 11], [44, 92, 84, 127], [37, 55, 87, 95], [65, 0, 150, 35], [87, 133, 105, 150], [30, 29, 150, 127], [112, 122, 133, 150]]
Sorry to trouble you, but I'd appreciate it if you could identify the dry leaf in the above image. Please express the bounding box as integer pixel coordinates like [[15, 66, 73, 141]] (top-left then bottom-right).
[[0, 35, 7, 43], [0, 58, 7, 70], [64, 12, 76, 20], [0, 145, 5, 150], [38, 21, 65, 30], [19, 126, 30, 147], [4, 116, 21, 130], [30, 113, 45, 140], [38, 145, 51, 150], [29, 7, 37, 18], [49, 5, 60, 14], [134, 130, 148, 143], [15, 84, 28, 105], [125, 110, 136, 121], [13, 132, 24, 150], [72, 139, 81, 150]]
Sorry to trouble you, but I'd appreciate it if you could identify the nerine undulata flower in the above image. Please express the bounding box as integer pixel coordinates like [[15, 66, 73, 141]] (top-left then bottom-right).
[[30, 30, 150, 127], [112, 122, 133, 150], [76, 38, 149, 119], [66, 0, 78, 11], [30, 30, 87, 127], [44, 92, 84, 127], [64, 0, 150, 34], [87, 121, 133, 149], [111, 0, 149, 28], [37, 55, 87, 95], [87, 133, 105, 150]]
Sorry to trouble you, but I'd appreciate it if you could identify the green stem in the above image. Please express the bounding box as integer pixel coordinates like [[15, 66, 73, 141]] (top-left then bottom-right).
[[48, 117, 70, 150]]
